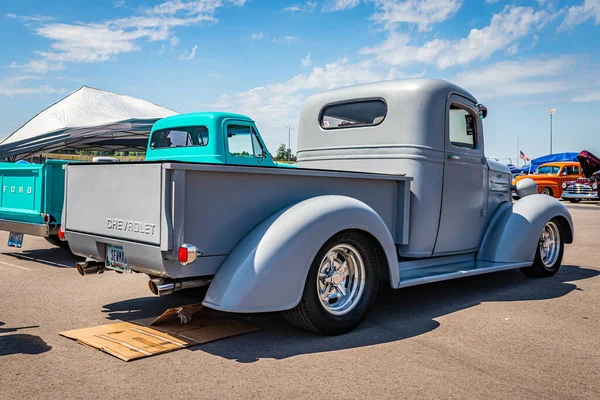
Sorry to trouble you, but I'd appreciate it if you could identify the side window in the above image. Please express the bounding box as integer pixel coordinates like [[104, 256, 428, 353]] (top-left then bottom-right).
[[563, 166, 579, 175], [227, 125, 265, 157], [150, 126, 209, 149], [320, 99, 387, 129], [449, 105, 477, 149]]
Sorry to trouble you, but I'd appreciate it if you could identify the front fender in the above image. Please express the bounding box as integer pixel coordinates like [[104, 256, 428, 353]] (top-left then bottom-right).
[[203, 195, 397, 313], [477, 195, 573, 263]]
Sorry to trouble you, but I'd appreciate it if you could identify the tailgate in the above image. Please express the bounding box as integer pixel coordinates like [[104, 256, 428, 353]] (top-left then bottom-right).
[[64, 163, 165, 246], [0, 162, 44, 223]]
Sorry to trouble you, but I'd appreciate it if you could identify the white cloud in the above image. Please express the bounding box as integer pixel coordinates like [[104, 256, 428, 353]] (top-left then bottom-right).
[[213, 58, 388, 148], [9, 59, 63, 73], [273, 35, 299, 44], [361, 5, 551, 69], [560, 0, 600, 30], [301, 53, 312, 67], [371, 0, 463, 31], [323, 0, 361, 11], [453, 57, 574, 99], [6, 14, 54, 22], [0, 75, 64, 97], [179, 44, 198, 60], [485, 0, 501, 3], [11, 0, 247, 70], [251, 32, 264, 40], [114, 0, 126, 7], [572, 91, 600, 103], [283, 2, 317, 13]]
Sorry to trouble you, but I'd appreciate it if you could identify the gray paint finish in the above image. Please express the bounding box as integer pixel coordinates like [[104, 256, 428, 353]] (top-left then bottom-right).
[[477, 194, 574, 263], [203, 195, 398, 312], [64, 162, 410, 279]]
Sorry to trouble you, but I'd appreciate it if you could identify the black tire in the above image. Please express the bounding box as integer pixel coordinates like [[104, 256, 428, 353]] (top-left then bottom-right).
[[282, 230, 379, 335], [520, 219, 564, 278], [568, 199, 581, 204], [540, 187, 553, 196], [44, 235, 69, 249]]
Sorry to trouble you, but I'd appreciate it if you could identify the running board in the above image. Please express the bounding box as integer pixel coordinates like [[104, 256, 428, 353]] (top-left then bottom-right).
[[396, 260, 531, 289]]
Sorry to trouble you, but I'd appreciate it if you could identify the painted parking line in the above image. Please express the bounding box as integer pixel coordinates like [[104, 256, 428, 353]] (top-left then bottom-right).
[[0, 261, 31, 271]]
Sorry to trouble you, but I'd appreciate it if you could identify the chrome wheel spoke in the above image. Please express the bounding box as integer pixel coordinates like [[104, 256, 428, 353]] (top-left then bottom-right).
[[320, 283, 331, 301], [338, 261, 349, 278], [335, 283, 347, 297]]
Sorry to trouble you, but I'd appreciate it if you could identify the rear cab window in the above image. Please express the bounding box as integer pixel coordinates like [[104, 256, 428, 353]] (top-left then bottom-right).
[[320, 99, 387, 129], [150, 126, 208, 149]]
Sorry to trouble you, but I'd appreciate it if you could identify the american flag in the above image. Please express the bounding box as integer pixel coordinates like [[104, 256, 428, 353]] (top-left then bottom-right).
[[519, 151, 530, 161]]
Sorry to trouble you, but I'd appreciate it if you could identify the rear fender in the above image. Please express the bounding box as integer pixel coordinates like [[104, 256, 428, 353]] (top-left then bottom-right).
[[477, 194, 573, 263], [203, 195, 397, 313]]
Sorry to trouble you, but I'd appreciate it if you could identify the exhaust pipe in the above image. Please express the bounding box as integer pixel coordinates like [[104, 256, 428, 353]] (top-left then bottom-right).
[[148, 277, 211, 296], [76, 260, 105, 276]]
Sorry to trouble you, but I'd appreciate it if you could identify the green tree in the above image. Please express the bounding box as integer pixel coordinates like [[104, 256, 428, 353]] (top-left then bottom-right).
[[275, 143, 288, 160]]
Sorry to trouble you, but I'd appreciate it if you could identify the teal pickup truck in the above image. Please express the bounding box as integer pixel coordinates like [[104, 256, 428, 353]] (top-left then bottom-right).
[[0, 112, 286, 249]]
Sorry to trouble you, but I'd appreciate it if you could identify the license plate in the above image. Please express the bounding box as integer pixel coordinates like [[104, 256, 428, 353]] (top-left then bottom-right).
[[106, 244, 130, 272], [8, 232, 23, 248]]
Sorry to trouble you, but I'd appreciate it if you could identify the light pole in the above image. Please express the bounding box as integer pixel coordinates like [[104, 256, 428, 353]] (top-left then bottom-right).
[[286, 126, 294, 162], [545, 108, 556, 155]]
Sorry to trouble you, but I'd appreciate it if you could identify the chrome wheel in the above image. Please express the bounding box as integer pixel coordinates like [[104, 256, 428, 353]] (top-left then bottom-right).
[[316, 244, 366, 316], [539, 221, 561, 268], [540, 188, 551, 196]]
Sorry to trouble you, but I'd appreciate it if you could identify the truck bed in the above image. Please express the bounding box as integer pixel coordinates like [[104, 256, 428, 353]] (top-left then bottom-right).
[[0, 160, 68, 236], [63, 162, 411, 278]]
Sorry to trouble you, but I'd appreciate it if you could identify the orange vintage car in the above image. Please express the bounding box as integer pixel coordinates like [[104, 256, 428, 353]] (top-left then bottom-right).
[[514, 161, 583, 198]]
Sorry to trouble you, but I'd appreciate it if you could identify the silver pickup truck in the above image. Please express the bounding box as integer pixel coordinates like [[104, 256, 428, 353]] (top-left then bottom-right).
[[63, 79, 573, 335]]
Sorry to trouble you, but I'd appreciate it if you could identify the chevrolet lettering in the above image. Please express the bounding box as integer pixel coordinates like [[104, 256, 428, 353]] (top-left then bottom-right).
[[107, 218, 156, 235]]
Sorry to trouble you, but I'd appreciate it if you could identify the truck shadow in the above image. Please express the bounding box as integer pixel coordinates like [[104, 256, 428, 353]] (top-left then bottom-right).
[[101, 287, 209, 321], [0, 322, 51, 357], [191, 264, 598, 363], [100, 265, 598, 363], [2, 247, 82, 268]]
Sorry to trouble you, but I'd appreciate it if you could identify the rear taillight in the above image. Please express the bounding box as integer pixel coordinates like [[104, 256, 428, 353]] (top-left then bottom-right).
[[178, 244, 198, 265], [58, 227, 66, 241], [43, 214, 51, 224]]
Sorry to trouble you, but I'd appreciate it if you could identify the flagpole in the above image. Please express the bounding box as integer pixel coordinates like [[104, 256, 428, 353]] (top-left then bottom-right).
[[517, 138, 520, 169]]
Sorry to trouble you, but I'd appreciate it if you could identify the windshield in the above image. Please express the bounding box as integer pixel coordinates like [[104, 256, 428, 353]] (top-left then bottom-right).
[[535, 165, 560, 175], [150, 126, 209, 149]]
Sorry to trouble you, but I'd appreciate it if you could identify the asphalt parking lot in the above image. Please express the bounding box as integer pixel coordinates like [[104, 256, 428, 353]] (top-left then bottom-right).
[[1, 202, 599, 399]]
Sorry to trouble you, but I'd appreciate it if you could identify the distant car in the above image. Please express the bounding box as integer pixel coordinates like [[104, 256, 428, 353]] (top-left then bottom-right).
[[92, 156, 118, 163], [514, 161, 583, 198], [562, 151, 600, 203]]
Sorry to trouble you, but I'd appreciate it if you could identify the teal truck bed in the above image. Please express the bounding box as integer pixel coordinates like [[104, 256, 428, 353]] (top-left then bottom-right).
[[0, 159, 68, 246]]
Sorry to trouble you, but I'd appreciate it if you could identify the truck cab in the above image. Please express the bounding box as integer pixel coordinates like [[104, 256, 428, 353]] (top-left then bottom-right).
[[145, 112, 281, 167], [297, 79, 506, 258]]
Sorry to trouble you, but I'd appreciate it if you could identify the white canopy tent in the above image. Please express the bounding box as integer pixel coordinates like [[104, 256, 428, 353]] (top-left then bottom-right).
[[0, 86, 178, 160]]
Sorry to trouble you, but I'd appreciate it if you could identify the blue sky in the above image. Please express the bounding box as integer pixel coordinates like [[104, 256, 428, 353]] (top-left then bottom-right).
[[1, 0, 599, 164]]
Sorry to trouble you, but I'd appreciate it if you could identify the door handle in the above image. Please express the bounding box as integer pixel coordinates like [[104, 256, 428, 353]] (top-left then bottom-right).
[[447, 155, 461, 160]]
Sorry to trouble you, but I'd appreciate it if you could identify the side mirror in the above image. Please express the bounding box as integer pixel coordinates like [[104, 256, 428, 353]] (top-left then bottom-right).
[[516, 178, 538, 198], [477, 103, 488, 119]]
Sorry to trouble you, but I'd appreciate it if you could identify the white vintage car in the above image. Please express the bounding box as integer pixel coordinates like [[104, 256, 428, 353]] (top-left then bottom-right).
[[63, 79, 573, 334]]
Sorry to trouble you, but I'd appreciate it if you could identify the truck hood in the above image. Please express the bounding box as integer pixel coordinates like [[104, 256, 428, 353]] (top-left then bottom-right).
[[577, 150, 600, 178]]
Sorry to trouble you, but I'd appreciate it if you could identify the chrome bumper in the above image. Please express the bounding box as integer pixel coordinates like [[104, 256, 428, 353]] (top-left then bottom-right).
[[561, 192, 599, 199], [0, 219, 57, 237]]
